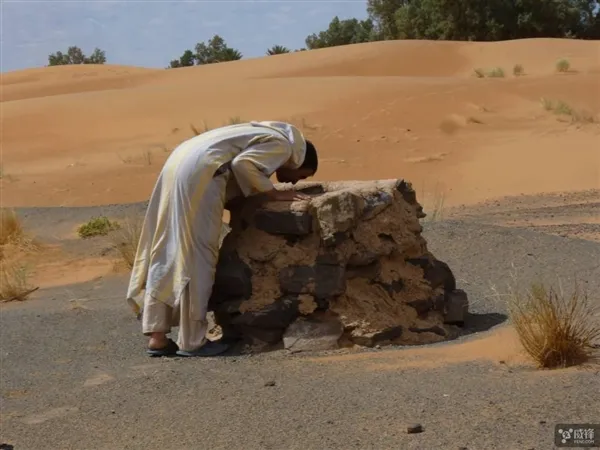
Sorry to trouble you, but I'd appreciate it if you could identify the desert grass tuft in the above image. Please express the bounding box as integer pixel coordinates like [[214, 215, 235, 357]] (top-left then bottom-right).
[[487, 67, 505, 78], [540, 98, 598, 124], [419, 184, 446, 223], [508, 282, 600, 369], [513, 64, 525, 76], [556, 58, 571, 73], [78, 216, 120, 239], [109, 215, 143, 269], [474, 67, 506, 78], [0, 261, 37, 302], [473, 68, 485, 78]]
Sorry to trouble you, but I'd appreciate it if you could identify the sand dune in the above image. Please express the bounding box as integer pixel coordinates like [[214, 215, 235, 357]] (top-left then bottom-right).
[[2, 38, 599, 208]]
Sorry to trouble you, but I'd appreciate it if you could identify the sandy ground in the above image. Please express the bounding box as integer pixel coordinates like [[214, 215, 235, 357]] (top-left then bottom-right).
[[1, 38, 600, 449]]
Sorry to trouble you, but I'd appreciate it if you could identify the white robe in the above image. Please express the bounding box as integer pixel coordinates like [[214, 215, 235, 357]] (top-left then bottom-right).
[[126, 121, 308, 327]]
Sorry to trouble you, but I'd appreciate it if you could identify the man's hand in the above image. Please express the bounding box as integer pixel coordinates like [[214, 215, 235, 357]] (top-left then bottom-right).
[[266, 189, 310, 202]]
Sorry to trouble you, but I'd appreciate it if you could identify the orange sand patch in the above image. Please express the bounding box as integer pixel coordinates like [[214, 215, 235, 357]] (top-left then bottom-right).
[[6, 244, 117, 290], [33, 256, 116, 289], [309, 327, 533, 369]]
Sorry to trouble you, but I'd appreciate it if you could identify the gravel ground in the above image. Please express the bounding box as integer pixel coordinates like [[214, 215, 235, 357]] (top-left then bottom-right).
[[2, 194, 600, 450]]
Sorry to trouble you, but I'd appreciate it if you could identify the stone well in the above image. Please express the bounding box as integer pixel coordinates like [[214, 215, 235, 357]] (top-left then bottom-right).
[[209, 179, 468, 352]]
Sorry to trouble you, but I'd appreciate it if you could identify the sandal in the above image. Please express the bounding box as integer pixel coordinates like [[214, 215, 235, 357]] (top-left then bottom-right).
[[146, 339, 179, 357], [176, 340, 230, 357]]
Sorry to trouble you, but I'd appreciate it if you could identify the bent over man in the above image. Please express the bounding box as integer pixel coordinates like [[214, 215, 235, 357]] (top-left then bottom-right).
[[126, 121, 318, 357]]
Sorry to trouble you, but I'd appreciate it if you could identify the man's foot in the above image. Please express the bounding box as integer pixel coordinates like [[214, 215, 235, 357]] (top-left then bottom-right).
[[176, 340, 230, 357], [146, 338, 179, 357]]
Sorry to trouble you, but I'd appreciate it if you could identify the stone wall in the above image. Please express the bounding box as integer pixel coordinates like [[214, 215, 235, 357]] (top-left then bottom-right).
[[209, 179, 468, 352]]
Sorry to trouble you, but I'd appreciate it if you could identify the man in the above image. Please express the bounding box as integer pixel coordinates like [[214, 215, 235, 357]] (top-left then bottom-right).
[[126, 121, 318, 357]]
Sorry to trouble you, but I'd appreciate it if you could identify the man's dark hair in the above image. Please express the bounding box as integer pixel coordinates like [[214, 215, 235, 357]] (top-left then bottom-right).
[[301, 140, 318, 172]]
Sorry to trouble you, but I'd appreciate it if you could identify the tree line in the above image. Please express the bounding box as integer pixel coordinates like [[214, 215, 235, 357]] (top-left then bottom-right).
[[47, 0, 600, 67]]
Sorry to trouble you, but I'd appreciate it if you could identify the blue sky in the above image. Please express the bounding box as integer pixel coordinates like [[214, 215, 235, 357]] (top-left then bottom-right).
[[1, 0, 369, 72]]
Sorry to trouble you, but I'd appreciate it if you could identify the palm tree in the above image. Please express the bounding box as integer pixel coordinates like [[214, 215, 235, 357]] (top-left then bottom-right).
[[266, 45, 291, 56]]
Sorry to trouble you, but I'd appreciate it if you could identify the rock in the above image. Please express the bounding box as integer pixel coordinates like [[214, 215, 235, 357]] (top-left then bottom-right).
[[240, 326, 284, 345], [407, 256, 456, 291], [408, 325, 447, 336], [283, 316, 344, 352], [311, 191, 364, 246], [406, 423, 424, 434], [254, 210, 313, 235], [407, 297, 434, 315], [212, 251, 252, 300], [264, 380, 276, 387], [444, 289, 469, 325], [214, 179, 468, 352], [314, 264, 346, 298], [362, 190, 394, 220], [279, 264, 346, 298], [279, 266, 314, 294], [232, 296, 299, 329], [351, 326, 404, 347]]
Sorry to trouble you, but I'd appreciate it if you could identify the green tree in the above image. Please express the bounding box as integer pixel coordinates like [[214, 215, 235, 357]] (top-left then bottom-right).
[[266, 45, 291, 55], [367, 0, 408, 39], [47, 46, 107, 66], [305, 16, 376, 49], [394, 0, 600, 41], [168, 49, 195, 68], [194, 35, 242, 64]]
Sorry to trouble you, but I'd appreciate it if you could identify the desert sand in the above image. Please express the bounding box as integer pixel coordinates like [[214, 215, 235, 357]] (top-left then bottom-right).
[[3, 38, 599, 209], [1, 38, 600, 449]]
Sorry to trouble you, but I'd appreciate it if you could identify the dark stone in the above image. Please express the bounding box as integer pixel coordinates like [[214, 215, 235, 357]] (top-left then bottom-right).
[[406, 256, 456, 291], [254, 210, 313, 235], [378, 233, 395, 243], [280, 264, 346, 298], [444, 289, 469, 326], [279, 266, 314, 294], [351, 326, 404, 347], [316, 252, 341, 265], [346, 260, 380, 280], [379, 279, 404, 296], [432, 293, 446, 310], [407, 298, 433, 315], [348, 251, 379, 267], [323, 231, 350, 247], [314, 264, 346, 298], [408, 325, 446, 336], [314, 297, 330, 310], [297, 184, 325, 195], [240, 326, 284, 345], [395, 180, 417, 204], [232, 296, 300, 329], [212, 251, 252, 300], [406, 424, 424, 434], [283, 316, 344, 352], [362, 191, 394, 219]]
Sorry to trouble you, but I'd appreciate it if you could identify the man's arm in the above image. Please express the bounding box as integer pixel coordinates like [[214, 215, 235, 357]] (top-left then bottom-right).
[[230, 140, 306, 201]]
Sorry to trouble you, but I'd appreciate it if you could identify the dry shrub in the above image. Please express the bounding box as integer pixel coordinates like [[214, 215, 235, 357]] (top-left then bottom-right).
[[508, 282, 600, 369], [1, 209, 25, 246], [0, 209, 38, 256], [0, 260, 37, 302], [109, 215, 144, 269]]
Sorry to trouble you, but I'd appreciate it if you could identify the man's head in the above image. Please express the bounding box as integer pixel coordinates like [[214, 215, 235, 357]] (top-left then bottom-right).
[[275, 139, 318, 184]]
